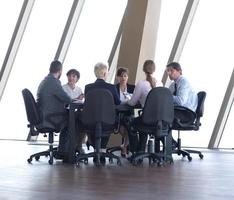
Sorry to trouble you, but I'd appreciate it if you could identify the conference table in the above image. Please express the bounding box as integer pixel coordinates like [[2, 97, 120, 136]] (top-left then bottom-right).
[[66, 102, 173, 164], [67, 102, 83, 163]]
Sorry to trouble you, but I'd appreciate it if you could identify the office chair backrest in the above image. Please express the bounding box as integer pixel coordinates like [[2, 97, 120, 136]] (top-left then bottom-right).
[[81, 89, 116, 126], [22, 88, 41, 126], [194, 91, 206, 127], [196, 91, 206, 118], [142, 87, 174, 125]]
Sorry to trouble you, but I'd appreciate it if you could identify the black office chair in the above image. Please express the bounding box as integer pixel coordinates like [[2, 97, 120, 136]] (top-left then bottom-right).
[[22, 88, 61, 165], [172, 91, 206, 161], [76, 89, 121, 166], [130, 87, 174, 166]]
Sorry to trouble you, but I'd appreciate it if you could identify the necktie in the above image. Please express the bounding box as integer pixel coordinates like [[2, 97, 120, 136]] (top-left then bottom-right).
[[173, 83, 177, 96]]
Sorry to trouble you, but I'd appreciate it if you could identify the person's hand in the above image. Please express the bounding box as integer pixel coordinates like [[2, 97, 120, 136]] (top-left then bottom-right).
[[77, 93, 84, 100]]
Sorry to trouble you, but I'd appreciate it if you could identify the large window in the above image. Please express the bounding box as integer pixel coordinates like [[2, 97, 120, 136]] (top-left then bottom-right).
[[63, 0, 127, 89], [0, 0, 23, 70], [0, 0, 233, 149], [179, 0, 234, 147], [0, 0, 72, 140], [155, 0, 187, 81]]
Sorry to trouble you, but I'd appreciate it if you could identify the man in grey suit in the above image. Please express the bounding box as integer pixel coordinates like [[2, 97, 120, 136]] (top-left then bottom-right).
[[37, 60, 72, 157]]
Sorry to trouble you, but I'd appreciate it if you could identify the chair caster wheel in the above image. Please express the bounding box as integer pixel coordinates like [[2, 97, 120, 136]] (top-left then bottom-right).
[[199, 154, 204, 159], [188, 156, 192, 161], [35, 156, 40, 161], [48, 159, 53, 165], [117, 160, 121, 166], [84, 158, 88, 164], [27, 158, 32, 163]]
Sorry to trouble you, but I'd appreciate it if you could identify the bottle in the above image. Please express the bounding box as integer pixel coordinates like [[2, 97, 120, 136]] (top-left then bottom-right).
[[147, 137, 155, 153]]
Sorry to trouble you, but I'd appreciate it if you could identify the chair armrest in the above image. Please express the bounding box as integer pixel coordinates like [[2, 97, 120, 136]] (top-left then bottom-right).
[[45, 112, 68, 130]]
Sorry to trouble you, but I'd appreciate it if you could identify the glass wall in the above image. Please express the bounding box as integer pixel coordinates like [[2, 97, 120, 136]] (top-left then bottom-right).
[[0, 0, 72, 139], [63, 0, 127, 90], [155, 0, 187, 81], [0, 0, 233, 149], [219, 102, 234, 149], [179, 0, 234, 147], [0, 0, 24, 70]]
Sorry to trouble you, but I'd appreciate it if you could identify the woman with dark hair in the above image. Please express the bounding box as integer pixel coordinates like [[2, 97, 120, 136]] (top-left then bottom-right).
[[63, 69, 84, 103], [115, 67, 135, 157]]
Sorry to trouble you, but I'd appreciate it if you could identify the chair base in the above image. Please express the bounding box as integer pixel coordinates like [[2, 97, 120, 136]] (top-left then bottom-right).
[[106, 145, 129, 158], [27, 147, 58, 165], [76, 151, 121, 166], [129, 151, 173, 166], [172, 138, 204, 161]]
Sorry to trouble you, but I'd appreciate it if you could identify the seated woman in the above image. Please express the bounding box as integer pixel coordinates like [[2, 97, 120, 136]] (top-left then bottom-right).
[[126, 60, 162, 155], [115, 67, 135, 157], [62, 69, 84, 103], [62, 69, 86, 153]]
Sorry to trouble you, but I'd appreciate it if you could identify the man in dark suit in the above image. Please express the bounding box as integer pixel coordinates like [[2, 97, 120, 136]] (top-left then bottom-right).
[[84, 62, 121, 160], [37, 60, 72, 157], [85, 62, 121, 105]]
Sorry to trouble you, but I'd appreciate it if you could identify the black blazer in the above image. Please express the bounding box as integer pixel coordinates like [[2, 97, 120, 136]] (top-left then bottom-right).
[[85, 79, 121, 105], [115, 83, 135, 95]]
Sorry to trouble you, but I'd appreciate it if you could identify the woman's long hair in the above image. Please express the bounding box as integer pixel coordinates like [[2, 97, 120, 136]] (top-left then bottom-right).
[[143, 60, 156, 88]]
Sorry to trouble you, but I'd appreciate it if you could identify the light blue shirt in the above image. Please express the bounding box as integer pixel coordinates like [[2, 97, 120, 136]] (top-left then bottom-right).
[[169, 76, 198, 112]]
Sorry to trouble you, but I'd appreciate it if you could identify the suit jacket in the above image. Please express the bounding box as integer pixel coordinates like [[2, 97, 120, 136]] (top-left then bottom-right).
[[85, 79, 121, 105], [115, 83, 135, 95], [37, 74, 71, 130]]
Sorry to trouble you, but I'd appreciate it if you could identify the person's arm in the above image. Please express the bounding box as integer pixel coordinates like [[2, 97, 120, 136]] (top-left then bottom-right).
[[173, 78, 190, 106], [53, 79, 71, 104], [112, 85, 121, 105], [127, 81, 142, 106]]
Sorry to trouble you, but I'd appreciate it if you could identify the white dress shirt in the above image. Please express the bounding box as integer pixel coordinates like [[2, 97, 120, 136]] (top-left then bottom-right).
[[62, 83, 83, 103], [169, 76, 198, 112]]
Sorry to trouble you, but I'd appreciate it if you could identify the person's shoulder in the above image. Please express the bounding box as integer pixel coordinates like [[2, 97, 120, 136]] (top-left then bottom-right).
[[136, 79, 148, 86], [178, 76, 190, 85], [85, 82, 93, 87], [62, 83, 68, 88], [156, 80, 163, 87]]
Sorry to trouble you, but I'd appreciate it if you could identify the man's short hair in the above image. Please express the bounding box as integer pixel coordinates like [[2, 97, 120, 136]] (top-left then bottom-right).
[[49, 60, 62, 74], [66, 69, 80, 79], [94, 62, 107, 78], [166, 62, 182, 71]]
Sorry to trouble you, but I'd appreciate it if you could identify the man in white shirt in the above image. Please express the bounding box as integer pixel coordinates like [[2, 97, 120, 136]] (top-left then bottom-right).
[[166, 62, 198, 148]]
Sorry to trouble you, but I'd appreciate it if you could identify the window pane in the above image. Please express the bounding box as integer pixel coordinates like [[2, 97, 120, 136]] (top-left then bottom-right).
[[155, 0, 187, 81], [0, 0, 72, 139], [219, 103, 234, 149], [179, 0, 234, 147], [63, 0, 127, 89], [0, 0, 24, 70]]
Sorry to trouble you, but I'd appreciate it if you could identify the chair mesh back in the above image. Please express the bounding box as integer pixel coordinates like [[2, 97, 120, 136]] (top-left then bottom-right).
[[196, 91, 206, 117], [22, 88, 41, 126], [142, 87, 174, 125], [81, 89, 116, 126]]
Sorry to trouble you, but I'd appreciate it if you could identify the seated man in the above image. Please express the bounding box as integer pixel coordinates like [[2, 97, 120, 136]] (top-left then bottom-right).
[[166, 62, 198, 147], [37, 60, 72, 159], [82, 62, 121, 157]]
